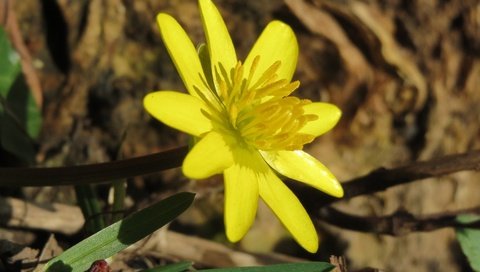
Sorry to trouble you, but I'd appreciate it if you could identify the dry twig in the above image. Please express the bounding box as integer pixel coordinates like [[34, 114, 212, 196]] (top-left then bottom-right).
[[317, 206, 480, 236], [330, 255, 348, 272]]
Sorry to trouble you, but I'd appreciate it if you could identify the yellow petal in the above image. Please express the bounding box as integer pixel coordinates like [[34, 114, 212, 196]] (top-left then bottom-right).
[[223, 148, 264, 242], [258, 170, 319, 253], [299, 102, 342, 137], [244, 21, 298, 83], [199, 0, 237, 72], [143, 91, 212, 137], [183, 131, 234, 179], [157, 13, 207, 97], [261, 150, 343, 198]]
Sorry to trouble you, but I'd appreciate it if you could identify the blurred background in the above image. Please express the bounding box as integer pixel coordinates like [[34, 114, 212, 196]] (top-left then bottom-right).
[[1, 0, 480, 271]]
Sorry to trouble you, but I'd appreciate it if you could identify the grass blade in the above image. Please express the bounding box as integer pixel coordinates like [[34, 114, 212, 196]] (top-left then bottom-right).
[[200, 262, 335, 272]]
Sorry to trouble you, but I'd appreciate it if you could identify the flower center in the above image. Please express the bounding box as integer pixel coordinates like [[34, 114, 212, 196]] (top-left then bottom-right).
[[200, 56, 318, 151]]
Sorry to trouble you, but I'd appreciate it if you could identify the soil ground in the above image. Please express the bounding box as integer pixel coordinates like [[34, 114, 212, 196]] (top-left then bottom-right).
[[2, 0, 480, 271]]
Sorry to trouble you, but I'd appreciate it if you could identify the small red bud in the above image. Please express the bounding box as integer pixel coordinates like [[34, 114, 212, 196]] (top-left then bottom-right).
[[88, 260, 111, 272]]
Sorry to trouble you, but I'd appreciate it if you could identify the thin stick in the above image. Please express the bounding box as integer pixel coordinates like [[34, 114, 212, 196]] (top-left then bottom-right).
[[317, 206, 480, 236], [342, 150, 480, 199]]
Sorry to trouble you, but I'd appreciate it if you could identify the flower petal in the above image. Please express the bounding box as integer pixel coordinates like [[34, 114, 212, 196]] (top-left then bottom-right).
[[157, 13, 207, 97], [261, 150, 343, 198], [144, 91, 212, 137], [223, 148, 264, 242], [299, 102, 342, 137], [183, 131, 234, 179], [258, 170, 319, 253], [244, 21, 298, 83], [199, 0, 237, 72]]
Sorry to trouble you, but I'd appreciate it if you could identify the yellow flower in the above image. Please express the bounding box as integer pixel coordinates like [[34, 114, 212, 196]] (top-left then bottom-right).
[[144, 0, 343, 253]]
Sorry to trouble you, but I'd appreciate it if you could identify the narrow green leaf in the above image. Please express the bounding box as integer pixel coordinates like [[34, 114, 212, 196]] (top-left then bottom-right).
[[456, 214, 480, 271], [200, 262, 335, 272], [0, 26, 42, 163], [141, 261, 193, 272], [0, 27, 21, 95], [45, 192, 195, 272], [0, 102, 37, 162]]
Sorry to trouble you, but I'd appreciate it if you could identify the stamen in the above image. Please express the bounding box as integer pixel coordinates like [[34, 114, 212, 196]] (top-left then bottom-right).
[[196, 55, 317, 151], [218, 63, 232, 90], [249, 60, 281, 90], [247, 56, 260, 88], [254, 80, 289, 98]]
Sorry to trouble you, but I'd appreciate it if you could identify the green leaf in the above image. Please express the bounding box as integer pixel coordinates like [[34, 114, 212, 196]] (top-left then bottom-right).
[[45, 192, 195, 272], [141, 261, 193, 272], [0, 28, 21, 95], [200, 262, 335, 272], [0, 26, 42, 163], [456, 214, 480, 271], [7, 73, 42, 138]]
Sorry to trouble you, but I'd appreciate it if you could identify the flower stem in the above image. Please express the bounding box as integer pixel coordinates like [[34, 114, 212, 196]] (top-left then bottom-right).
[[111, 179, 126, 223], [0, 146, 188, 187]]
